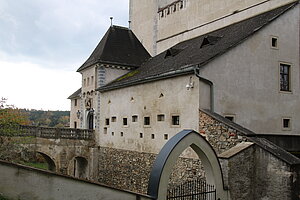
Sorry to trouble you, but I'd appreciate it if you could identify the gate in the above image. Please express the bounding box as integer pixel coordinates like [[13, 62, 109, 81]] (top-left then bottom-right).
[[167, 178, 216, 200]]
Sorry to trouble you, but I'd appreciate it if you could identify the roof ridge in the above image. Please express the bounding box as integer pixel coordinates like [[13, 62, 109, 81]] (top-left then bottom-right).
[[112, 25, 129, 30]]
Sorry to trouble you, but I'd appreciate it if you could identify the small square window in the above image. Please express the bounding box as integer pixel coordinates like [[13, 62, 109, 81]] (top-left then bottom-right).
[[123, 118, 128, 126], [157, 114, 165, 122], [132, 115, 138, 122], [151, 134, 155, 139], [164, 134, 168, 140], [111, 116, 116, 122], [225, 115, 235, 122], [282, 118, 291, 130], [140, 133, 143, 138], [271, 37, 278, 48], [172, 115, 180, 126], [105, 118, 110, 126], [144, 116, 150, 126]]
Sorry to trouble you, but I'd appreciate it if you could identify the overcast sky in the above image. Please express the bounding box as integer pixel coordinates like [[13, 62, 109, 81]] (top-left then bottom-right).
[[0, 0, 129, 110]]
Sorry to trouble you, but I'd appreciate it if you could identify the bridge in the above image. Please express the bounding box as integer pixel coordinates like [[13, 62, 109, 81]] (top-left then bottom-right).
[[0, 125, 96, 179]]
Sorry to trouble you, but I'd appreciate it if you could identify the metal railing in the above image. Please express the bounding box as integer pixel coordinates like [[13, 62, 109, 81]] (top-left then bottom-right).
[[167, 178, 216, 200], [0, 124, 94, 140]]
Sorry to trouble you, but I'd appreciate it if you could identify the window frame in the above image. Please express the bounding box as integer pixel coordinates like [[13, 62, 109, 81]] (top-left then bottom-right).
[[171, 114, 180, 127], [123, 117, 128, 127], [279, 62, 292, 93], [270, 36, 278, 49], [105, 118, 110, 126], [132, 115, 138, 122], [144, 116, 151, 127], [224, 114, 236, 122], [157, 114, 165, 122], [282, 117, 292, 131], [111, 116, 117, 122]]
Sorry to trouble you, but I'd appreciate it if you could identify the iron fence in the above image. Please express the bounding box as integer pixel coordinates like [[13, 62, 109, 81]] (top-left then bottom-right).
[[167, 178, 216, 200]]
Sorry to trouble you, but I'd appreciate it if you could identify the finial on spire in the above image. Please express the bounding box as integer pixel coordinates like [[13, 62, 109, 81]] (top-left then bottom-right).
[[128, 20, 131, 29], [110, 17, 113, 26]]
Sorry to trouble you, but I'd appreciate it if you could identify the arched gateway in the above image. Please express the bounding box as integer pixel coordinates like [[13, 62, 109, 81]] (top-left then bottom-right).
[[148, 130, 228, 200]]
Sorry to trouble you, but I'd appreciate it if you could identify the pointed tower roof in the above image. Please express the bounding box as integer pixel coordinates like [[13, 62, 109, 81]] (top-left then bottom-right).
[[77, 25, 151, 72]]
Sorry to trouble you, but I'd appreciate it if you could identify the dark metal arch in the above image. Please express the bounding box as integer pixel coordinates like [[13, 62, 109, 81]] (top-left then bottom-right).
[[147, 129, 225, 199]]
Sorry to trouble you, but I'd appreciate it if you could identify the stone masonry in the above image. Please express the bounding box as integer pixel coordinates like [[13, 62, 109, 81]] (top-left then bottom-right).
[[97, 147, 204, 194], [199, 109, 248, 154]]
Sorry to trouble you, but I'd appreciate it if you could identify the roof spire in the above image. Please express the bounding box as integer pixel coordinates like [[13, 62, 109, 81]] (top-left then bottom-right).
[[128, 20, 131, 29], [110, 17, 113, 27]]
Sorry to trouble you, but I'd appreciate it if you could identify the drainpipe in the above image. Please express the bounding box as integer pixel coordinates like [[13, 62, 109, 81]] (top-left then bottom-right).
[[194, 66, 214, 112]]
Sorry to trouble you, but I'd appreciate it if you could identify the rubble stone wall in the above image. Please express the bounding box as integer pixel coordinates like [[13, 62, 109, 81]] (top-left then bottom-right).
[[199, 110, 248, 154], [96, 147, 204, 194]]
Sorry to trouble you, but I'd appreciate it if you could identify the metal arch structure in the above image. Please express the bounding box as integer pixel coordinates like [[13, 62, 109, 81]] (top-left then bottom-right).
[[147, 129, 228, 200]]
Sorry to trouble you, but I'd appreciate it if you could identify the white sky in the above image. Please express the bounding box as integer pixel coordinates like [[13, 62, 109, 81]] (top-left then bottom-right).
[[0, 0, 129, 110]]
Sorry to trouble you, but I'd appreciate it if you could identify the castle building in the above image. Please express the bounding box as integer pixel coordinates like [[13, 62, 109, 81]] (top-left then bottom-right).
[[69, 0, 300, 155]]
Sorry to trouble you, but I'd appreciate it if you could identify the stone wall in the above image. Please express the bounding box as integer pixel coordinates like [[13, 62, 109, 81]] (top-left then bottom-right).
[[0, 160, 153, 200], [219, 144, 255, 200], [253, 147, 294, 200], [199, 110, 248, 154], [0, 136, 36, 163], [96, 147, 204, 194]]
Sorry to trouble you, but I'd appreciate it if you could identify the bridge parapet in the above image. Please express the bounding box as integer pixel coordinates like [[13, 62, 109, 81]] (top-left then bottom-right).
[[0, 125, 94, 140]]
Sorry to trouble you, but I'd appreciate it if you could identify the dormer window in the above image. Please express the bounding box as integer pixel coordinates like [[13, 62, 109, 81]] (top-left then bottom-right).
[[200, 35, 222, 48], [165, 48, 182, 58]]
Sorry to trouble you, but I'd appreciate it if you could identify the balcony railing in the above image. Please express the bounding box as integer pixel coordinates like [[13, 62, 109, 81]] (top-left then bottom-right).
[[0, 125, 94, 140]]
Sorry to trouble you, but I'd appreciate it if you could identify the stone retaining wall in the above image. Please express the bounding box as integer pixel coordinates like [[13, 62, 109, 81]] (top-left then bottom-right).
[[97, 147, 204, 194]]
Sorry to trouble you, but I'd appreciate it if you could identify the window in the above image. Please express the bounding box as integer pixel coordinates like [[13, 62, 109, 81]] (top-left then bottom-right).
[[91, 76, 94, 85], [164, 134, 169, 140], [84, 79, 86, 87], [151, 134, 155, 139], [105, 118, 110, 126], [271, 37, 278, 48], [172, 115, 180, 126], [104, 127, 107, 134], [112, 132, 114, 136], [111, 116, 116, 122], [87, 77, 90, 86], [74, 122, 77, 129], [157, 114, 165, 122], [144, 117, 150, 126], [74, 99, 77, 107], [225, 115, 235, 122], [121, 132, 124, 137], [123, 118, 128, 126], [282, 118, 291, 130], [140, 133, 143, 138], [132, 115, 138, 122], [280, 63, 291, 92]]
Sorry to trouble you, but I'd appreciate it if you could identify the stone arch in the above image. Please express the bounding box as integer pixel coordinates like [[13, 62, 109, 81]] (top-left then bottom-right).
[[71, 156, 89, 179], [87, 110, 94, 130], [36, 152, 56, 172], [147, 130, 228, 200]]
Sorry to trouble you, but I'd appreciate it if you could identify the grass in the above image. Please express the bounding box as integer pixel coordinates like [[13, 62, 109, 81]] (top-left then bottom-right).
[[0, 195, 10, 200], [22, 162, 48, 170]]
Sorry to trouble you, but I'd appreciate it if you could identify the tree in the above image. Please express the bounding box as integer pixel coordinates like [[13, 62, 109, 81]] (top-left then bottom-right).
[[0, 98, 30, 135]]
